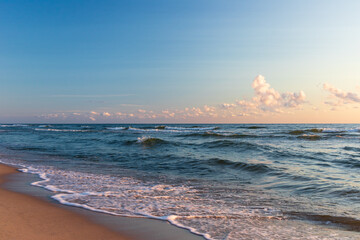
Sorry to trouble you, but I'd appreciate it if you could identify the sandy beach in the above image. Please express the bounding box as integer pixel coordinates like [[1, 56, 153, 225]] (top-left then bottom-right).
[[0, 164, 131, 240]]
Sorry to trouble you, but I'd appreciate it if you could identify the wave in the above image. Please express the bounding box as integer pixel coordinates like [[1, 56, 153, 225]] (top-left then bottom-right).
[[1, 154, 358, 240], [181, 132, 255, 139], [247, 126, 266, 129], [106, 127, 128, 130], [297, 134, 321, 140], [289, 129, 322, 135], [127, 127, 179, 133], [130, 126, 220, 132], [0, 124, 29, 127], [137, 136, 167, 146], [333, 158, 360, 169], [102, 125, 222, 133], [35, 128, 89, 132], [344, 146, 360, 152], [12, 164, 289, 240], [289, 128, 360, 135], [107, 138, 178, 147], [322, 128, 360, 133], [200, 140, 265, 152], [207, 158, 273, 174], [165, 126, 220, 131], [38, 125, 52, 128], [7, 146, 54, 152], [286, 211, 360, 232]]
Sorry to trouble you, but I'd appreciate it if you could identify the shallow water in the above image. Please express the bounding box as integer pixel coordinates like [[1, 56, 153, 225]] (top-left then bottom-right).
[[0, 124, 359, 239]]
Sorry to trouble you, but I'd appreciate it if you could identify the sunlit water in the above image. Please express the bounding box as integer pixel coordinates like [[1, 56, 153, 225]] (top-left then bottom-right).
[[0, 124, 359, 239]]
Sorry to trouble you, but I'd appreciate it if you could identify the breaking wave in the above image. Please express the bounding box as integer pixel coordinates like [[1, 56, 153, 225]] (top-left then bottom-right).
[[136, 136, 168, 146]]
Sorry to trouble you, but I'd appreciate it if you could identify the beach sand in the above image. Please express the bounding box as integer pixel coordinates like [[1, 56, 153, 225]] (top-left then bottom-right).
[[0, 164, 131, 240], [0, 163, 206, 240]]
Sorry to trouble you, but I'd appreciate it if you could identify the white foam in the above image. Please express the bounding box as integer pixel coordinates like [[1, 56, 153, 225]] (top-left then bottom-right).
[[321, 128, 360, 133], [0, 157, 354, 240], [126, 126, 221, 133], [129, 127, 176, 132], [106, 127, 127, 130], [165, 126, 218, 131], [136, 136, 157, 143], [34, 128, 88, 132], [10, 166, 291, 239], [0, 124, 29, 127]]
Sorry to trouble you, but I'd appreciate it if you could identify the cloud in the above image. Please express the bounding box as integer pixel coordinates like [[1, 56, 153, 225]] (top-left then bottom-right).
[[323, 83, 360, 105], [38, 75, 306, 122], [222, 75, 306, 114], [251, 75, 306, 111], [220, 103, 237, 109], [204, 105, 215, 112], [161, 110, 176, 118], [102, 112, 111, 117]]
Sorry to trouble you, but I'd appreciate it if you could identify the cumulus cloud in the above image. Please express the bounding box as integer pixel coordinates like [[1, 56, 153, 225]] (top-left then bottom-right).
[[323, 83, 360, 105], [251, 75, 306, 111], [102, 112, 111, 117], [221, 75, 306, 114]]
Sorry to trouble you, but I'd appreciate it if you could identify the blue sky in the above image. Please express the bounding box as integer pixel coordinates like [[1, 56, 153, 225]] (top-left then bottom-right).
[[1, 0, 360, 123]]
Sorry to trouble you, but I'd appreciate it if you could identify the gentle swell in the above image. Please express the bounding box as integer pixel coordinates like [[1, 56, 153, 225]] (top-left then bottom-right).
[[207, 158, 273, 174], [286, 211, 360, 232], [181, 132, 255, 139], [297, 134, 321, 140]]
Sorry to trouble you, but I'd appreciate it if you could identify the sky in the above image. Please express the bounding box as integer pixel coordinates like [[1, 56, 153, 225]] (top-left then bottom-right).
[[1, 0, 360, 123]]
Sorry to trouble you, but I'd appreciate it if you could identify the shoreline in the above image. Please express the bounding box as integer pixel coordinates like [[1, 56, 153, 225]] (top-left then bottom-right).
[[0, 162, 206, 240], [0, 163, 132, 240]]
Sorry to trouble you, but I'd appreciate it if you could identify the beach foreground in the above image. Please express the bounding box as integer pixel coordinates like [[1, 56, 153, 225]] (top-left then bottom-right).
[[0, 164, 130, 240]]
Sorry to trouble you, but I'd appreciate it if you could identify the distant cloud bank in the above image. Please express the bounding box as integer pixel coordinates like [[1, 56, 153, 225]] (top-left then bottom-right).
[[39, 75, 311, 122], [323, 83, 360, 107]]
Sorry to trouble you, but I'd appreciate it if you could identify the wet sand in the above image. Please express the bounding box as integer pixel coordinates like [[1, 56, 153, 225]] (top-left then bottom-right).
[[0, 164, 131, 240]]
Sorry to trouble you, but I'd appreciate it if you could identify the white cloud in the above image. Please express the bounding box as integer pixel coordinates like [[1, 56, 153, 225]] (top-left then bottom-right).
[[281, 91, 306, 108], [251, 75, 306, 111], [204, 105, 215, 112], [323, 83, 360, 105], [222, 75, 306, 114], [220, 103, 237, 109], [38, 75, 307, 122]]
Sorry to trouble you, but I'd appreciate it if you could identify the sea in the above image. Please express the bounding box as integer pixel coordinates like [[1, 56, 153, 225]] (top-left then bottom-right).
[[0, 124, 359, 240]]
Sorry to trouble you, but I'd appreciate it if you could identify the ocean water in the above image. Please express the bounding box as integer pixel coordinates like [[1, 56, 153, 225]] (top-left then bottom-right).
[[0, 124, 359, 240]]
